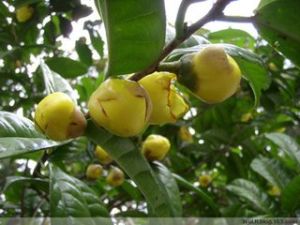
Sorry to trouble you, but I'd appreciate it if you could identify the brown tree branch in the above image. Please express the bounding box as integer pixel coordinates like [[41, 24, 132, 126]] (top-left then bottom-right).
[[130, 0, 235, 81]]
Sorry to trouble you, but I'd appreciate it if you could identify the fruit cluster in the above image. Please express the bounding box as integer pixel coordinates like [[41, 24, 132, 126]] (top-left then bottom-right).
[[33, 45, 241, 186], [34, 44, 241, 140]]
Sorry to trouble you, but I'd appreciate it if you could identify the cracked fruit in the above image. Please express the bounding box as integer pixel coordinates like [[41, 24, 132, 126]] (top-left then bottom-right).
[[139, 72, 189, 125], [34, 92, 86, 141], [178, 44, 241, 104], [106, 167, 125, 187], [94, 145, 113, 165], [88, 79, 152, 137], [142, 134, 170, 161]]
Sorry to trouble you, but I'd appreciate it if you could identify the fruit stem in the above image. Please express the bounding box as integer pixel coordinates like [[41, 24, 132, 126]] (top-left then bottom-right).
[[157, 61, 181, 74]]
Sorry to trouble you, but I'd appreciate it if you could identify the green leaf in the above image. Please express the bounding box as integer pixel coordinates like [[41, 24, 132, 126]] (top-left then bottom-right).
[[121, 180, 142, 201], [96, 0, 166, 76], [152, 162, 182, 216], [265, 133, 300, 170], [282, 176, 300, 213], [0, 111, 42, 138], [165, 44, 270, 107], [256, 0, 278, 10], [75, 41, 93, 66], [40, 62, 77, 103], [85, 23, 105, 58], [172, 173, 220, 215], [207, 28, 256, 50], [166, 25, 209, 48], [227, 179, 271, 214], [46, 57, 88, 78], [0, 111, 61, 159], [4, 176, 49, 202], [50, 165, 109, 218], [254, 0, 300, 67], [250, 155, 290, 189], [85, 120, 179, 217], [15, 0, 42, 8]]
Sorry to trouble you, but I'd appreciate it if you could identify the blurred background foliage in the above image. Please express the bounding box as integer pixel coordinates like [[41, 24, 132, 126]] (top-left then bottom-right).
[[1, 0, 300, 219]]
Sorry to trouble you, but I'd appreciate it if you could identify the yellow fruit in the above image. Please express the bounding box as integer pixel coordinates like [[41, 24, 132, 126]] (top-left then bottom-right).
[[34, 92, 86, 141], [268, 62, 278, 72], [199, 174, 212, 187], [94, 145, 113, 165], [178, 126, 193, 143], [268, 185, 281, 197], [141, 134, 171, 161], [178, 44, 241, 104], [88, 79, 152, 137], [139, 72, 189, 125], [240, 112, 253, 122], [86, 164, 103, 180], [16, 5, 34, 23], [106, 167, 125, 187]]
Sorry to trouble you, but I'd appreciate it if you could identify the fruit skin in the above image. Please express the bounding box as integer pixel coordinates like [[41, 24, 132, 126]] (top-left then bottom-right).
[[88, 79, 152, 137], [106, 167, 125, 187], [142, 134, 171, 161], [178, 126, 193, 143], [268, 185, 281, 197], [86, 164, 103, 180], [34, 92, 87, 141], [139, 72, 189, 125], [199, 174, 212, 188], [94, 145, 113, 165], [16, 5, 34, 23], [178, 44, 241, 104]]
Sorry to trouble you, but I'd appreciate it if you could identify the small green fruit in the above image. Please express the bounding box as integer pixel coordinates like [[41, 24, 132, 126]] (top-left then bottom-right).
[[86, 164, 103, 180], [141, 134, 171, 161], [94, 145, 113, 165], [106, 167, 125, 187], [16, 5, 34, 23]]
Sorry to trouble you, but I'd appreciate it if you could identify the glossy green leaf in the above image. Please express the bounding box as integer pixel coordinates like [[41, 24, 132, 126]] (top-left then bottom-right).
[[166, 25, 209, 48], [50, 165, 109, 218], [85, 23, 105, 58], [254, 0, 300, 67], [282, 176, 300, 212], [40, 62, 77, 103], [250, 155, 290, 189], [46, 57, 88, 78], [0, 111, 61, 159], [96, 0, 166, 76], [227, 179, 271, 214], [85, 120, 178, 217], [75, 41, 93, 66], [173, 173, 220, 216], [152, 162, 182, 216], [207, 28, 256, 49], [165, 44, 270, 107], [265, 133, 300, 170], [15, 0, 42, 8], [4, 176, 49, 202]]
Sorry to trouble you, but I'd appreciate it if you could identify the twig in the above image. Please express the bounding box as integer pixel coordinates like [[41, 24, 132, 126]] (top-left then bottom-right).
[[130, 0, 234, 81], [217, 14, 254, 23], [32, 151, 49, 177]]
